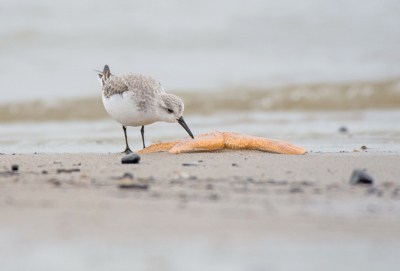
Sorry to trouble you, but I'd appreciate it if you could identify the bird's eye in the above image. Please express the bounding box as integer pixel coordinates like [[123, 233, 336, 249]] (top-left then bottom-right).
[[167, 109, 173, 113]]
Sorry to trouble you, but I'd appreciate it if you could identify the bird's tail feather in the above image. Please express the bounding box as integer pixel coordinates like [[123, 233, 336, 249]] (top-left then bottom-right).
[[98, 65, 112, 86]]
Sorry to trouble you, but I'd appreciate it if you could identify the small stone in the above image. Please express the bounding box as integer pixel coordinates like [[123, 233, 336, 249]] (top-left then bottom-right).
[[182, 162, 198, 166], [339, 126, 348, 133], [121, 153, 140, 164], [232, 163, 238, 167], [349, 170, 373, 185], [360, 145, 367, 150], [11, 165, 19, 171], [198, 160, 203, 162], [119, 183, 148, 190], [48, 178, 61, 186], [300, 181, 314, 186], [382, 181, 395, 188], [112, 172, 134, 180], [121, 172, 134, 179], [209, 193, 219, 200], [42, 170, 48, 174], [57, 169, 80, 173], [289, 187, 303, 193]]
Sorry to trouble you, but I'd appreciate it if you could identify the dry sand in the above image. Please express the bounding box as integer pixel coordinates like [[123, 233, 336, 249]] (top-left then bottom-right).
[[1, 151, 400, 270]]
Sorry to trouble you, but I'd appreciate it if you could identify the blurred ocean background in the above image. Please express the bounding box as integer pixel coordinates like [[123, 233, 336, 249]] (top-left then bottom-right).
[[1, 0, 400, 152]]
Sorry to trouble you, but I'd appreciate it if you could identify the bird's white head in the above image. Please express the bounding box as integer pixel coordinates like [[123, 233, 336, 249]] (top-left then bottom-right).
[[157, 93, 194, 138], [157, 93, 185, 123]]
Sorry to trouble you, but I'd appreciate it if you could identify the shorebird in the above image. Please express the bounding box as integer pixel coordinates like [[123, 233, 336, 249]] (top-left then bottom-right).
[[136, 130, 307, 155], [97, 65, 194, 154]]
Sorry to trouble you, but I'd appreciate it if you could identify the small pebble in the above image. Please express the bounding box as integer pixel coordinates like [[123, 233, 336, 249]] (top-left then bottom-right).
[[48, 178, 61, 186], [289, 187, 303, 193], [119, 183, 148, 190], [111, 172, 134, 180], [11, 165, 19, 171], [182, 162, 198, 166], [339, 126, 348, 133], [57, 169, 80, 173], [121, 173, 134, 179], [121, 153, 140, 164], [360, 145, 367, 150], [42, 170, 48, 174], [232, 163, 238, 167], [349, 170, 373, 185], [209, 193, 219, 200]]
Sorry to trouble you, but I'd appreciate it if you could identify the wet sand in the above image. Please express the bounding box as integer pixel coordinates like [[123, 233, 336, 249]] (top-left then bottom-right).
[[1, 151, 400, 270]]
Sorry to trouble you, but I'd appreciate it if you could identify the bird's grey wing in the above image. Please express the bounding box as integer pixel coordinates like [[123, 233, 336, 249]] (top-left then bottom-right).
[[122, 74, 165, 97], [119, 73, 165, 112], [103, 76, 129, 98]]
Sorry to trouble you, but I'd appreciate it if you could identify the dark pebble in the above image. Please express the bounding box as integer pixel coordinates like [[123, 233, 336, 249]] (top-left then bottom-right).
[[232, 163, 238, 167], [11, 165, 19, 171], [349, 170, 373, 185], [339, 126, 348, 133], [121, 153, 140, 164], [122, 173, 133, 179], [119, 183, 148, 190], [42, 170, 48, 174], [182, 162, 198, 166], [111, 172, 134, 180], [289, 187, 303, 193], [209, 193, 219, 200], [360, 145, 367, 150], [48, 179, 61, 186], [57, 169, 80, 173]]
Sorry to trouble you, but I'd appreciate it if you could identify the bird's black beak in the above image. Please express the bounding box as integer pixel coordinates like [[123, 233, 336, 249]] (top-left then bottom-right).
[[177, 116, 194, 139]]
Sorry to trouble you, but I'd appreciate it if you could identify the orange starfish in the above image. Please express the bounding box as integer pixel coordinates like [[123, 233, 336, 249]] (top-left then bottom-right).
[[136, 130, 307, 155]]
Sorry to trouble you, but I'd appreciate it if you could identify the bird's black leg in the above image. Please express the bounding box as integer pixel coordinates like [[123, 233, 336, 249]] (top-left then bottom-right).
[[141, 126, 146, 149], [122, 126, 133, 154]]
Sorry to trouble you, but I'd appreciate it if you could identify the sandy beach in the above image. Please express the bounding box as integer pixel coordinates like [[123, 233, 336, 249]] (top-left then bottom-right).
[[1, 151, 400, 270], [2, 1, 400, 269]]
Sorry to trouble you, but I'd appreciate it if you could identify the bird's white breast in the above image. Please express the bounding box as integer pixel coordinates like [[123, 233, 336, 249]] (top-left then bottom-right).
[[102, 92, 159, 127]]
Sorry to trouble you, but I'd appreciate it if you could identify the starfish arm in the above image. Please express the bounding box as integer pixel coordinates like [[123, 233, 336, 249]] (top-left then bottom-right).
[[136, 139, 188, 154], [272, 139, 308, 153], [169, 131, 225, 154], [222, 132, 307, 155]]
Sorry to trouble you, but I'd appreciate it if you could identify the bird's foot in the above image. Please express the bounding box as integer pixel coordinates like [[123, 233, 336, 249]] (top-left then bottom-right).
[[122, 148, 133, 155]]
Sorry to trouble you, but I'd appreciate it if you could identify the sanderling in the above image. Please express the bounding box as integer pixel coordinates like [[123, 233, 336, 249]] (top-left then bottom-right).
[[97, 65, 194, 154]]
